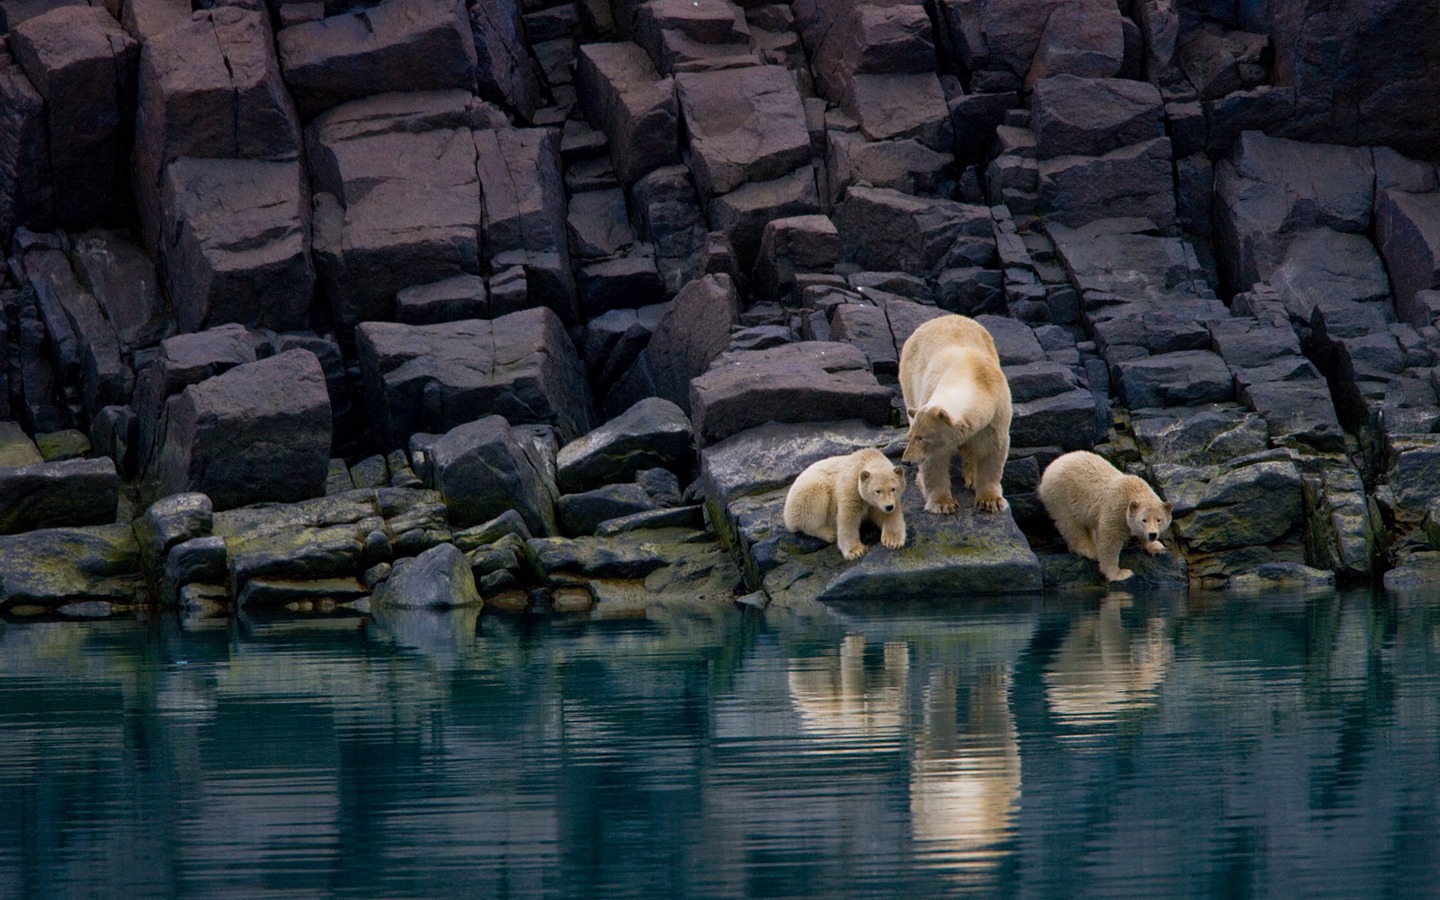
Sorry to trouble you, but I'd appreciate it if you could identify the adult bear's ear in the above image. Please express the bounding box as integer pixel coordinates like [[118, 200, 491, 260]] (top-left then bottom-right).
[[933, 408, 953, 425], [1163, 501, 1173, 514], [905, 407, 917, 418], [1128, 499, 1140, 513], [860, 469, 871, 482]]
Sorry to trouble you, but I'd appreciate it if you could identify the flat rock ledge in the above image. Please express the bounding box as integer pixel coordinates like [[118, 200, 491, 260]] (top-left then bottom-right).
[[701, 420, 1042, 605]]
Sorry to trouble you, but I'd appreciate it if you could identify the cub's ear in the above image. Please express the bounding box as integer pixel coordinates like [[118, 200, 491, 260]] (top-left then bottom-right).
[[929, 407, 953, 425], [1162, 501, 1173, 514], [859, 469, 871, 482], [893, 466, 903, 478], [905, 407, 917, 419]]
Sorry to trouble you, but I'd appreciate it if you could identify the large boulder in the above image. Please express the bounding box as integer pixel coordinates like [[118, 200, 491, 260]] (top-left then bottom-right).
[[689, 342, 893, 447], [0, 40, 52, 242], [1375, 188, 1440, 327], [9, 7, 139, 228], [470, 0, 541, 119], [372, 542, 482, 609], [357, 307, 596, 449], [133, 7, 301, 252], [306, 91, 487, 330], [1213, 130, 1374, 294], [606, 273, 740, 416], [0, 524, 143, 609], [276, 0, 476, 121], [1268, 227, 1392, 324], [68, 230, 172, 352], [557, 397, 693, 494], [1038, 137, 1176, 229], [148, 349, 332, 509], [410, 416, 558, 535], [160, 158, 314, 333], [0, 457, 118, 535], [833, 186, 993, 273], [1031, 74, 1165, 159], [675, 65, 811, 198], [575, 42, 678, 184]]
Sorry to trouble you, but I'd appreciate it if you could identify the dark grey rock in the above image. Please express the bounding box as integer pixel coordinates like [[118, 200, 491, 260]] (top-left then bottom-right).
[[689, 342, 893, 447], [556, 396, 693, 494], [471, 0, 541, 119], [0, 38, 53, 242], [1114, 349, 1234, 408], [841, 72, 953, 151], [133, 7, 301, 252], [527, 534, 671, 579], [276, 0, 476, 121], [575, 41, 678, 183], [567, 187, 636, 260], [410, 415, 558, 535], [9, 6, 138, 227], [1030, 74, 1164, 159], [1155, 454, 1304, 552], [578, 256, 665, 318], [707, 167, 822, 265], [161, 158, 314, 333], [159, 535, 228, 605], [0, 524, 143, 608], [1024, 0, 1123, 83], [676, 65, 810, 198], [559, 483, 660, 536], [134, 491, 213, 578], [1269, 228, 1392, 324], [1038, 137, 1175, 229], [1375, 188, 1440, 328], [608, 273, 739, 416], [306, 91, 484, 330], [68, 230, 171, 352], [0, 457, 117, 535], [356, 307, 596, 448], [833, 185, 993, 273], [372, 542, 481, 609], [149, 349, 331, 510], [396, 274, 488, 325]]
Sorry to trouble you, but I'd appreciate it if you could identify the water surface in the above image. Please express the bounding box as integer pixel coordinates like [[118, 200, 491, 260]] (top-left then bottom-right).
[[3, 588, 1438, 898]]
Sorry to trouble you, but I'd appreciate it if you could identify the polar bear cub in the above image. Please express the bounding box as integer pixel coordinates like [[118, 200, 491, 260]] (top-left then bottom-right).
[[1038, 450, 1173, 582], [784, 448, 907, 560], [899, 314, 1012, 513]]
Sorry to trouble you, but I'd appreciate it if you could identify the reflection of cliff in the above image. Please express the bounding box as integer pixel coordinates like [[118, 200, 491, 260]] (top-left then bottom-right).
[[1043, 600, 1172, 733], [787, 635, 1021, 880]]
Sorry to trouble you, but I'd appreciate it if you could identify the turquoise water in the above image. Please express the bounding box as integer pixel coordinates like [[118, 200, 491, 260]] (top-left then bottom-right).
[[3, 588, 1439, 898]]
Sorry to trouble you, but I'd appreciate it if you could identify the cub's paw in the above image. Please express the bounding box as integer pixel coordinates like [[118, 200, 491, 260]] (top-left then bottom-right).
[[925, 496, 959, 515], [882, 530, 906, 550], [1105, 568, 1135, 582], [841, 543, 869, 561], [974, 495, 1008, 513], [1145, 540, 1167, 556]]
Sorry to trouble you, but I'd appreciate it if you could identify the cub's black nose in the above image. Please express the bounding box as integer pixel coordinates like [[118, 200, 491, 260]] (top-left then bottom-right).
[[884, 504, 895, 513], [1147, 532, 1159, 541]]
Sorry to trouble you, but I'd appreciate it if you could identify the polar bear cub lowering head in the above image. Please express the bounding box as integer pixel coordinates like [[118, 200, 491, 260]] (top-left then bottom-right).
[[1038, 450, 1172, 582], [783, 448, 907, 561]]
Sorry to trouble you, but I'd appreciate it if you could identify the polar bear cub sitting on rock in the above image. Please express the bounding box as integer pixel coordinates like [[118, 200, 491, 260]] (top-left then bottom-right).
[[784, 448, 907, 560], [899, 314, 1012, 513], [1038, 450, 1173, 582]]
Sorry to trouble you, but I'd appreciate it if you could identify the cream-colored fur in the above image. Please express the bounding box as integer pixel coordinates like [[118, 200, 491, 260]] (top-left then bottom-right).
[[1038, 450, 1172, 582], [784, 448, 907, 560], [898, 315, 1012, 513]]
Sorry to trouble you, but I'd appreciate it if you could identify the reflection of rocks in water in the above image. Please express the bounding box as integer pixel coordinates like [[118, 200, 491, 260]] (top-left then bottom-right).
[[910, 666, 1020, 882], [365, 605, 482, 669], [788, 633, 909, 747], [1044, 598, 1172, 734]]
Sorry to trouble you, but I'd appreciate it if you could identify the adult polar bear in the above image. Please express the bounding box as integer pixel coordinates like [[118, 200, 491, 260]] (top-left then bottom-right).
[[899, 314, 1012, 514]]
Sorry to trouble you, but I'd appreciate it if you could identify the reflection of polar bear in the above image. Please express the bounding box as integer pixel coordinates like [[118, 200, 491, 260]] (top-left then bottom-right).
[[787, 634, 909, 742], [784, 448, 907, 560], [1044, 600, 1173, 732], [909, 667, 1020, 879], [788, 636, 1020, 880]]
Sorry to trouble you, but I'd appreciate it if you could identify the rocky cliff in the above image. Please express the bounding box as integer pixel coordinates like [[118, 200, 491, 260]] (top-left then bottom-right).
[[2, 0, 1439, 613]]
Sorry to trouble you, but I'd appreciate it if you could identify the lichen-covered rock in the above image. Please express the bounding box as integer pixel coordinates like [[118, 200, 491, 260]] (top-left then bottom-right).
[[134, 491, 213, 578], [1154, 452, 1304, 552], [0, 524, 143, 609]]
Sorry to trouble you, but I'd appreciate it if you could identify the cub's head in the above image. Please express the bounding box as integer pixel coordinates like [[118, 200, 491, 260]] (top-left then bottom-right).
[[858, 460, 905, 514], [901, 406, 956, 464], [1127, 498, 1173, 544]]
